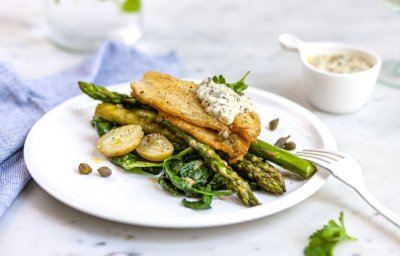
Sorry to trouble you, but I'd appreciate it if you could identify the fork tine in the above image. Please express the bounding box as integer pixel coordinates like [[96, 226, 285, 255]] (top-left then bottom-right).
[[302, 149, 346, 158], [299, 150, 341, 161], [296, 152, 334, 164], [296, 155, 331, 170]]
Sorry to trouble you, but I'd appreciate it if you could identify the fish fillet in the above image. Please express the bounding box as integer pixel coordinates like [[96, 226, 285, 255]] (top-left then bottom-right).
[[131, 71, 261, 161], [131, 72, 261, 139]]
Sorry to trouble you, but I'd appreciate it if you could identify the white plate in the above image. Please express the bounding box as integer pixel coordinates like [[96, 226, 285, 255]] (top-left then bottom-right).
[[24, 83, 336, 228]]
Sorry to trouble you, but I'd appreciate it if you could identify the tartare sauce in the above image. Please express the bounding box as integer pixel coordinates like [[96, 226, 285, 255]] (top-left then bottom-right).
[[308, 54, 371, 74], [197, 78, 255, 125]]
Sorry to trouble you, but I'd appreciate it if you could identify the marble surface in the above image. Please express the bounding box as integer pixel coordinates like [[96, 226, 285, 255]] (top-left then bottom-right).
[[1, 0, 400, 255]]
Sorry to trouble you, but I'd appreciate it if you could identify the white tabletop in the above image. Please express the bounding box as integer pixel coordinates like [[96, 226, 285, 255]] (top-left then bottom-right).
[[1, 0, 400, 255]]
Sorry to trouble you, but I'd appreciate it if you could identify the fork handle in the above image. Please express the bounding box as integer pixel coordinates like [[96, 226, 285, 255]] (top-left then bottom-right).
[[353, 185, 400, 228]]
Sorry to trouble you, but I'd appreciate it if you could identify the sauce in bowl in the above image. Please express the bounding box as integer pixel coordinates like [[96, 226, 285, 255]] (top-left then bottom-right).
[[308, 54, 372, 74]]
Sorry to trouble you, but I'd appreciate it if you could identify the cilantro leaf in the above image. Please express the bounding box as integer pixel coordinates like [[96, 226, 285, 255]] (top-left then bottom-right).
[[121, 0, 141, 13], [304, 212, 356, 256], [211, 71, 250, 94]]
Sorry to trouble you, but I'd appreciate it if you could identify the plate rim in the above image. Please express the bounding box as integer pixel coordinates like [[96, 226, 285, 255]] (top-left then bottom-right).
[[24, 82, 336, 228]]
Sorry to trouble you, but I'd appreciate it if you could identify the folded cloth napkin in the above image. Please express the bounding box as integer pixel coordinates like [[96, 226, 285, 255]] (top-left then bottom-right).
[[0, 42, 181, 218]]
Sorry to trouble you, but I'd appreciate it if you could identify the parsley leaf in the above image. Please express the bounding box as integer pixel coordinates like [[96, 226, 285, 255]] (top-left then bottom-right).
[[121, 0, 141, 13], [304, 212, 356, 256], [211, 71, 250, 94], [229, 71, 250, 93], [212, 75, 226, 84]]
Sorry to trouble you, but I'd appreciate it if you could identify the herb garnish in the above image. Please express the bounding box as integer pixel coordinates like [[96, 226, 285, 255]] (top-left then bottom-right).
[[212, 71, 250, 94], [54, 0, 141, 13], [121, 0, 141, 13], [304, 212, 356, 256]]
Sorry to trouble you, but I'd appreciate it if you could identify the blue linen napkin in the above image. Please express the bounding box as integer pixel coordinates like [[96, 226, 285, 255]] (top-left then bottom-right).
[[0, 42, 181, 218]]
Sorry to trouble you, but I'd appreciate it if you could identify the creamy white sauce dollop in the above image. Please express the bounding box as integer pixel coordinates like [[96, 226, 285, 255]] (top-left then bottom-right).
[[197, 78, 255, 125]]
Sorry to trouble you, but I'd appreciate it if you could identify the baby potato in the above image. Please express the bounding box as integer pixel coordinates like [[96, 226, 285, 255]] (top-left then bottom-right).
[[96, 124, 144, 157], [136, 133, 174, 162]]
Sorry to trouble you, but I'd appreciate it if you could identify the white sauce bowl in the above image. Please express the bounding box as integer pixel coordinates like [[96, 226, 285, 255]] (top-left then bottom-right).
[[279, 34, 382, 114]]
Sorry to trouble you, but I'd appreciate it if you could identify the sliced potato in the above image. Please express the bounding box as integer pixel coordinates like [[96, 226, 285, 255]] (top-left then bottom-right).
[[136, 133, 174, 162], [96, 125, 143, 157]]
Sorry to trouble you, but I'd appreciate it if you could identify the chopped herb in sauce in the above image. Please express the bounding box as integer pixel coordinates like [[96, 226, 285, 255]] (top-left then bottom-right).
[[197, 77, 255, 125]]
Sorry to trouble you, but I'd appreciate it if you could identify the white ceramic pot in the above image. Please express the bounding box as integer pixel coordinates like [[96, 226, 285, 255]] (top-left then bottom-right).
[[279, 34, 382, 114]]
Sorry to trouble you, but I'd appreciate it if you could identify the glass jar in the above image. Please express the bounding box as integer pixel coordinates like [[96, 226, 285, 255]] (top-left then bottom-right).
[[45, 0, 142, 52], [379, 0, 400, 87]]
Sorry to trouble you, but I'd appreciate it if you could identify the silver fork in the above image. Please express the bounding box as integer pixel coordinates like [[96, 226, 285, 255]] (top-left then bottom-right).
[[297, 149, 400, 228]]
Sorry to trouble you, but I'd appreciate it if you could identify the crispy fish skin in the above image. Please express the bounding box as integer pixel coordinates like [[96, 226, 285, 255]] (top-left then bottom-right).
[[160, 111, 250, 163], [229, 112, 261, 142], [131, 71, 227, 131]]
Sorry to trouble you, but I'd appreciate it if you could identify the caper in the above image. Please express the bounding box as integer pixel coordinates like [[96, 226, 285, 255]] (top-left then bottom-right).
[[97, 166, 112, 177], [284, 141, 296, 151], [78, 163, 92, 175], [274, 135, 290, 148], [269, 118, 279, 131]]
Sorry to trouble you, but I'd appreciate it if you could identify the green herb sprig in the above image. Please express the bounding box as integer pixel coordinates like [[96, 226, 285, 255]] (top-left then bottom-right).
[[304, 212, 357, 256], [121, 0, 141, 13], [212, 71, 250, 94], [54, 0, 141, 14]]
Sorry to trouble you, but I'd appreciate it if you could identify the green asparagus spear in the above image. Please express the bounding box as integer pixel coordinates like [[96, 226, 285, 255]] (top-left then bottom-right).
[[78, 81, 138, 106], [249, 139, 316, 179], [232, 153, 285, 194]]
